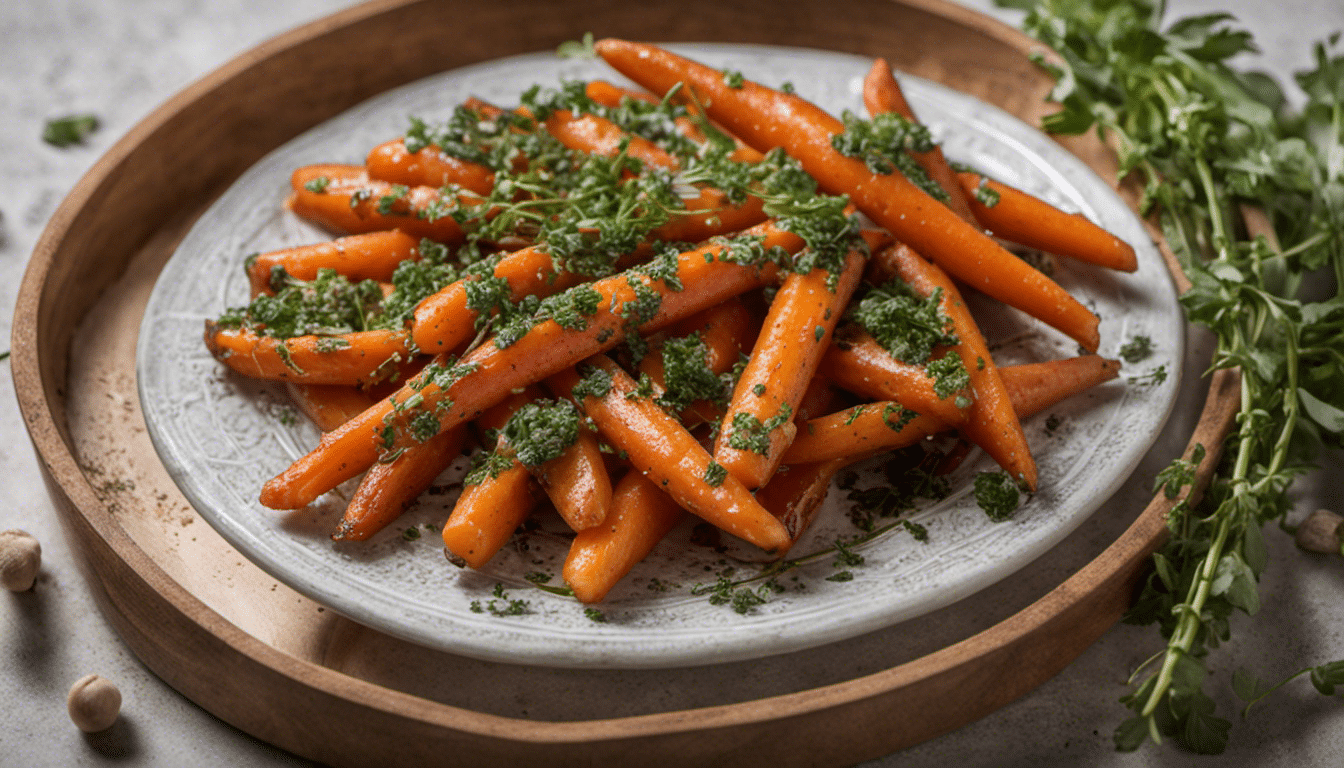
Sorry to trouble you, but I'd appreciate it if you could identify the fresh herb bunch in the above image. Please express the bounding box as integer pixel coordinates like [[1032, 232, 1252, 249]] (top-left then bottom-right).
[[1002, 0, 1344, 753]]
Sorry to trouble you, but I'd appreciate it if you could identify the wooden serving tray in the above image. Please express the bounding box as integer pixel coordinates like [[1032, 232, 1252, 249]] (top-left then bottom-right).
[[13, 0, 1238, 765]]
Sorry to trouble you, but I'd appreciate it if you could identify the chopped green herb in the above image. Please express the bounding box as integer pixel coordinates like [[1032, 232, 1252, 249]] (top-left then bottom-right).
[[303, 176, 330, 194], [42, 114, 99, 147], [973, 471, 1020, 522], [847, 280, 956, 363], [1119, 335, 1154, 363], [703, 461, 728, 487], [500, 400, 581, 468]]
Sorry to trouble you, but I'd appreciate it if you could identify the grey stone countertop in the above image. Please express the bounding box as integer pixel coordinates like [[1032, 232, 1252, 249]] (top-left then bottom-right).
[[1, 0, 1340, 766]]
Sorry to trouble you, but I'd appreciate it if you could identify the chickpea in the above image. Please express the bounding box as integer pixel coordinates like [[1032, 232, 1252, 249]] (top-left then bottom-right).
[[67, 674, 122, 733], [1295, 509, 1344, 555], [0, 529, 40, 592]]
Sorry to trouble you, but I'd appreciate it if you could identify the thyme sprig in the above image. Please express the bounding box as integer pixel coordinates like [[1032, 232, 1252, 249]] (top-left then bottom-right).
[[1005, 0, 1344, 753]]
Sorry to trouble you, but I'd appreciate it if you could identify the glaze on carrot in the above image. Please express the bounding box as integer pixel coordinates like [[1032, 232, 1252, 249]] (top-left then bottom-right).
[[824, 326, 971, 427], [563, 469, 686, 603], [365, 139, 496, 195], [334, 425, 467, 542], [862, 58, 979, 226], [204, 324, 412, 387], [259, 223, 800, 510], [288, 164, 469, 243], [594, 39, 1101, 351], [957, 172, 1139, 272], [247, 231, 421, 296], [550, 355, 791, 554]]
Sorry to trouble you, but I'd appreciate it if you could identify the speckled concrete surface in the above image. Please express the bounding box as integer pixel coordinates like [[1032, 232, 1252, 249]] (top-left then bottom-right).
[[1, 1, 1340, 766]]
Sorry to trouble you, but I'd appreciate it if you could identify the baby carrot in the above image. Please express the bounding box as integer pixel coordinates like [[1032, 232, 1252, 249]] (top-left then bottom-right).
[[823, 327, 971, 427], [259, 224, 799, 510], [333, 425, 467, 542], [246, 231, 420, 296], [862, 58, 979, 226], [288, 164, 469, 243], [410, 244, 587, 354], [877, 242, 1037, 490], [594, 39, 1101, 351], [530, 425, 613, 533], [563, 469, 686, 603], [365, 139, 495, 195], [440, 460, 540, 569], [956, 172, 1139, 272], [204, 324, 412, 388], [756, 457, 848, 541], [782, 355, 1120, 465], [714, 246, 867, 489], [550, 355, 792, 554]]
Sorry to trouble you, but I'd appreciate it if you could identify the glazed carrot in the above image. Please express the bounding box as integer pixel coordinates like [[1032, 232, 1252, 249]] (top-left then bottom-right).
[[824, 326, 970, 427], [956, 172, 1139, 272], [550, 355, 791, 554], [439, 393, 542, 567], [410, 244, 588, 354], [530, 425, 613, 532], [564, 469, 686, 603], [863, 58, 979, 226], [334, 425, 468, 542], [782, 403, 948, 465], [246, 231, 420, 296], [259, 223, 800, 510], [876, 242, 1037, 490], [545, 109, 679, 168], [714, 246, 867, 489], [204, 324, 412, 387], [998, 354, 1122, 418], [286, 383, 378, 432], [782, 356, 1120, 465], [440, 459, 541, 569], [365, 139, 495, 195], [288, 165, 469, 243], [584, 80, 767, 164], [594, 39, 1101, 351]]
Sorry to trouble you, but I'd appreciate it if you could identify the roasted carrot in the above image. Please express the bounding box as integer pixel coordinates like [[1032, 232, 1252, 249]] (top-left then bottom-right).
[[365, 139, 496, 195], [875, 242, 1037, 490], [594, 39, 1101, 351], [334, 425, 468, 542], [714, 246, 867, 489], [529, 424, 613, 532], [438, 393, 542, 567], [956, 172, 1139, 272], [545, 109, 679, 168], [550, 355, 791, 554], [410, 244, 588, 354], [564, 469, 685, 603], [286, 383, 378, 432], [584, 80, 766, 164], [246, 231, 421, 296], [781, 355, 1120, 465], [288, 164, 469, 243], [998, 354, 1122, 418], [863, 58, 979, 226], [824, 326, 970, 427], [259, 223, 800, 510], [440, 459, 541, 569], [204, 323, 412, 387]]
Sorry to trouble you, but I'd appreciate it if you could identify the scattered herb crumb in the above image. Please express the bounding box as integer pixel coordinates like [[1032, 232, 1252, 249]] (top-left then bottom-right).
[[43, 114, 99, 147]]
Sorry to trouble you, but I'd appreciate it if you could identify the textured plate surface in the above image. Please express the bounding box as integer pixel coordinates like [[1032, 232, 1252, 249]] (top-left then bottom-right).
[[137, 43, 1181, 669]]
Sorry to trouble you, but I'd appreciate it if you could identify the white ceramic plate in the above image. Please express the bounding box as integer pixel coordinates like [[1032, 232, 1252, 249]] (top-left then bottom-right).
[[137, 43, 1182, 669]]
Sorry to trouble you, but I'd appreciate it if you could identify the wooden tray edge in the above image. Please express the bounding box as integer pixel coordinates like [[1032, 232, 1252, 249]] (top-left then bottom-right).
[[11, 0, 1235, 765]]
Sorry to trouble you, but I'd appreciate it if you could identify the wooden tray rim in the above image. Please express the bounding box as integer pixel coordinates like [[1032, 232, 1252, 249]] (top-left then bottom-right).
[[11, 0, 1238, 763]]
